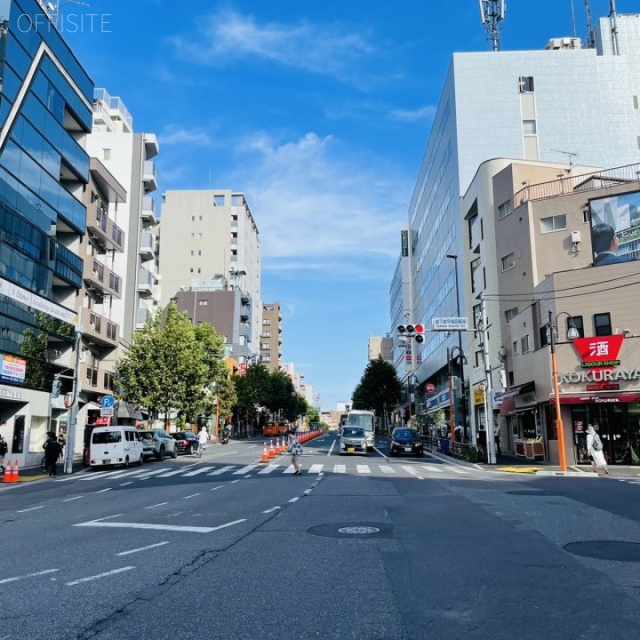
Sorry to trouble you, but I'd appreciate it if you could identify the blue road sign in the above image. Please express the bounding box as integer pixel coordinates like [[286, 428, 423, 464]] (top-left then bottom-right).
[[101, 395, 115, 408]]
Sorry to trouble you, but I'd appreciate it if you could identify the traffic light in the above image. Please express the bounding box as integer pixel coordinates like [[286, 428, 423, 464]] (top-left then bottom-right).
[[397, 323, 425, 342]]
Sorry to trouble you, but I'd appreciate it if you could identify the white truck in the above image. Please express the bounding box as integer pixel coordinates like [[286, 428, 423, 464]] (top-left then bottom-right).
[[342, 410, 376, 451]]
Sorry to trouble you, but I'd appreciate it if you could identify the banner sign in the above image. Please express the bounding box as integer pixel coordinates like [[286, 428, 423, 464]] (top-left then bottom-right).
[[0, 354, 26, 383], [571, 335, 624, 370]]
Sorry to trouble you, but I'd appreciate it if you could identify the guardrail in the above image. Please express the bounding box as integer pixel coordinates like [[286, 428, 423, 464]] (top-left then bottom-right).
[[422, 435, 479, 463]]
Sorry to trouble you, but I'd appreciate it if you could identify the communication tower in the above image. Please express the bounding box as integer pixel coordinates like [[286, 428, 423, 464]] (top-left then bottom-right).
[[478, 0, 505, 52]]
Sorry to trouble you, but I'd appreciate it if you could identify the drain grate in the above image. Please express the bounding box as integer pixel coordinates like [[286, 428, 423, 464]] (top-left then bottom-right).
[[564, 540, 640, 562]]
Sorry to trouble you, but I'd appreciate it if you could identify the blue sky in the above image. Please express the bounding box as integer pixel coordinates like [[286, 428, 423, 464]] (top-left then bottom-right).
[[59, 0, 633, 410]]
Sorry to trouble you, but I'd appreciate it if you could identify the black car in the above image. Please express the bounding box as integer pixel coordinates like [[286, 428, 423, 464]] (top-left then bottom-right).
[[390, 428, 424, 457], [171, 431, 198, 455]]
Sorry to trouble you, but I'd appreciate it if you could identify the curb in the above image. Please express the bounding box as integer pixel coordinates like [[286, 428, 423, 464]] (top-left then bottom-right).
[[535, 469, 597, 477], [425, 449, 484, 471]]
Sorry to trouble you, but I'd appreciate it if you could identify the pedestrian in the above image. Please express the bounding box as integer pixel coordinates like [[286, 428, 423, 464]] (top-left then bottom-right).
[[493, 422, 502, 457], [286, 429, 303, 475], [197, 426, 209, 453], [455, 423, 463, 442], [0, 434, 7, 473], [586, 425, 609, 475], [43, 434, 63, 478]]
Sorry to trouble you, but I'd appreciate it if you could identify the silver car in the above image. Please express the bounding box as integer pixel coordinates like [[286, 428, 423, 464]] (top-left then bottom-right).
[[339, 426, 367, 456], [139, 429, 179, 461]]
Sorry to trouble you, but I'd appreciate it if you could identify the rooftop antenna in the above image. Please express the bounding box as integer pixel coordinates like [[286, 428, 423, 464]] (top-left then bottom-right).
[[44, 0, 91, 27], [478, 0, 505, 51], [551, 149, 578, 171], [570, 0, 577, 38], [584, 0, 595, 48], [609, 0, 620, 55]]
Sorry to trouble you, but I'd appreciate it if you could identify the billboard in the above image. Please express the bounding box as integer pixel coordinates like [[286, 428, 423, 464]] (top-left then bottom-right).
[[589, 191, 640, 266], [0, 354, 26, 383]]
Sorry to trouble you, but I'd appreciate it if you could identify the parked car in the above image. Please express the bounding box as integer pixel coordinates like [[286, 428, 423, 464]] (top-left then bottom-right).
[[139, 429, 179, 460], [339, 426, 368, 456], [389, 428, 424, 457], [89, 426, 144, 468], [171, 431, 198, 455]]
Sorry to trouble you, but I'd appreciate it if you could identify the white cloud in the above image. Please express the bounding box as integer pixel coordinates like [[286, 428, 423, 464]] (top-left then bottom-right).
[[169, 8, 379, 87], [219, 131, 411, 280], [388, 105, 437, 122], [160, 126, 213, 147]]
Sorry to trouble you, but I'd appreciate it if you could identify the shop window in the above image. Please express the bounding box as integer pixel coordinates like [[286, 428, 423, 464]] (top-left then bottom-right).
[[594, 313, 611, 336]]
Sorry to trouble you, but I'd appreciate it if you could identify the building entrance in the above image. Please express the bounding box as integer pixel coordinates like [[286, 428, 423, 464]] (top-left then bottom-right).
[[572, 402, 640, 465]]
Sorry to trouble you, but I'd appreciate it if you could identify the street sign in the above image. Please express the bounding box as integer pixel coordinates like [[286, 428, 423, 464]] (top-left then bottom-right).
[[426, 383, 436, 393], [100, 407, 114, 417], [432, 317, 469, 331], [101, 395, 115, 408]]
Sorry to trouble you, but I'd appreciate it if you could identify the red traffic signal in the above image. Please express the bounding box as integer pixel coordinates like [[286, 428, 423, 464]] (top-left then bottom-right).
[[397, 323, 425, 341]]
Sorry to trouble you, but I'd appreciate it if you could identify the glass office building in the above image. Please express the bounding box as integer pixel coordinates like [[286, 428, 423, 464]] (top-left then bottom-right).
[[0, 0, 92, 458]]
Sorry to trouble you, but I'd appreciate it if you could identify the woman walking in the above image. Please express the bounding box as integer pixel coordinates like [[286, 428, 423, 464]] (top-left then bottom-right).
[[586, 425, 609, 475], [287, 429, 303, 475]]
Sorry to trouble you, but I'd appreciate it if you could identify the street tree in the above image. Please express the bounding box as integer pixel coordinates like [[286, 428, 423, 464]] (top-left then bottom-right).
[[352, 356, 402, 418], [233, 362, 272, 426]]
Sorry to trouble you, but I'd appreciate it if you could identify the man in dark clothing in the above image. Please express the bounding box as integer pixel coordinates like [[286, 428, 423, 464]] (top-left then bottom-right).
[[43, 435, 63, 478], [0, 434, 7, 473]]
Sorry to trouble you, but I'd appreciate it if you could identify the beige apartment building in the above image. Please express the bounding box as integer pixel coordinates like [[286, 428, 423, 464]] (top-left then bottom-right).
[[260, 302, 282, 372]]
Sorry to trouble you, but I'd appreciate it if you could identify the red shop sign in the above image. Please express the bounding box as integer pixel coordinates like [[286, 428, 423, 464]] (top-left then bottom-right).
[[572, 335, 624, 370]]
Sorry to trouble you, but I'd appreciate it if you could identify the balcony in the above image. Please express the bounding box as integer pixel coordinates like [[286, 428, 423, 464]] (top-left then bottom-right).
[[141, 196, 157, 224], [86, 203, 125, 253], [80, 308, 119, 349], [80, 362, 116, 396], [137, 267, 154, 296], [143, 160, 157, 192], [83, 258, 122, 298], [144, 133, 159, 159], [139, 231, 156, 260], [136, 307, 151, 329]]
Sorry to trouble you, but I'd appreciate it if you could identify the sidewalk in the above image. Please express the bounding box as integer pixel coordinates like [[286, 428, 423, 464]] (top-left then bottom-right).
[[3, 459, 87, 484]]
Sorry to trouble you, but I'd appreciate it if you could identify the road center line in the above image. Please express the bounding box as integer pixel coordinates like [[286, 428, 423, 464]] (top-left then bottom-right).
[[144, 502, 169, 509], [262, 506, 281, 513], [327, 440, 336, 456], [66, 566, 134, 586], [96, 488, 112, 493], [17, 505, 44, 513], [288, 497, 300, 503], [183, 493, 201, 499], [116, 542, 170, 556], [120, 482, 133, 486], [62, 496, 84, 502], [210, 486, 223, 491], [74, 517, 246, 533]]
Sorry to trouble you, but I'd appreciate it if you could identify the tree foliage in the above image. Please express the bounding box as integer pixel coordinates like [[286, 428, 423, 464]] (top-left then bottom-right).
[[115, 302, 234, 424], [352, 357, 403, 417]]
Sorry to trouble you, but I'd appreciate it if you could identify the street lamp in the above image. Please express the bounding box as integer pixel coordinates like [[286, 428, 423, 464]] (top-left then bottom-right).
[[446, 254, 467, 433], [548, 310, 580, 472]]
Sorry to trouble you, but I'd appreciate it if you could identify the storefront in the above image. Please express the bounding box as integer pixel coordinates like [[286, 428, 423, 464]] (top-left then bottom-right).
[[499, 382, 544, 459]]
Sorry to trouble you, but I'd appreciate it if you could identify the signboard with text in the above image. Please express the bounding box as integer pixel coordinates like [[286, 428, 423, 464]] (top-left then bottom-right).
[[432, 317, 468, 331], [572, 335, 624, 370], [0, 354, 26, 383]]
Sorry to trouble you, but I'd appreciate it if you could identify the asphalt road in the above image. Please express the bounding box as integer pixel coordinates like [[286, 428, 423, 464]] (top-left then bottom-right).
[[2, 431, 640, 639]]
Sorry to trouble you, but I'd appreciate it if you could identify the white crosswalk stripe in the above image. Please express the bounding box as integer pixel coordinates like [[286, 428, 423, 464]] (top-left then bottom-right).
[[208, 465, 236, 475], [308, 464, 324, 474], [379, 465, 396, 474], [182, 466, 215, 477], [333, 465, 346, 474], [283, 465, 296, 474], [356, 465, 371, 474], [157, 467, 193, 478], [421, 465, 443, 473], [258, 464, 281, 474], [450, 467, 469, 475], [233, 464, 260, 475], [401, 465, 422, 477]]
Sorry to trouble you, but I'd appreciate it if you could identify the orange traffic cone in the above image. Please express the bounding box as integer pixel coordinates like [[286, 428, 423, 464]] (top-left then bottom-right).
[[268, 440, 275, 459], [274, 438, 280, 455], [11, 460, 19, 483], [261, 443, 269, 463], [3, 461, 11, 483], [279, 436, 285, 454]]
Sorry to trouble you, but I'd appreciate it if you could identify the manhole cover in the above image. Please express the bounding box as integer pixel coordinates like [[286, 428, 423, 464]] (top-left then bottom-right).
[[564, 541, 640, 562], [307, 522, 393, 539], [338, 526, 380, 535]]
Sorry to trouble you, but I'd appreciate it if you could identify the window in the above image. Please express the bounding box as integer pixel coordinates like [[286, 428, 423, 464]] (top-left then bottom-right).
[[190, 250, 194, 256], [198, 250, 202, 256], [198, 300, 208, 306], [569, 316, 584, 338], [262, 330, 271, 338], [522, 120, 537, 135], [199, 216, 202, 221], [498, 200, 513, 219], [634, 95, 639, 109], [519, 76, 535, 92], [214, 195, 224, 206], [594, 313, 612, 336], [521, 335, 530, 353], [583, 209, 591, 224], [512, 340, 519, 355], [501, 253, 515, 271], [505, 307, 519, 324], [191, 216, 195, 222], [540, 214, 567, 233]]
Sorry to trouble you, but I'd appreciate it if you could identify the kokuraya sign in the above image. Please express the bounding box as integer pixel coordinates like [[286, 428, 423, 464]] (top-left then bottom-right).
[[571, 335, 624, 370]]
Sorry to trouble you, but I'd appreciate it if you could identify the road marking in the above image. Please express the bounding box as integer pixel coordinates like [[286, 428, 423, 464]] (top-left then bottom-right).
[[96, 488, 112, 493], [283, 465, 296, 474], [401, 465, 422, 477], [210, 486, 223, 491], [421, 465, 443, 473], [231, 479, 240, 484], [135, 469, 171, 480], [183, 493, 201, 499], [233, 464, 259, 475], [182, 466, 215, 477], [246, 445, 256, 449], [116, 542, 169, 556], [157, 468, 193, 478], [327, 441, 336, 456], [74, 518, 246, 533], [145, 502, 169, 509], [17, 505, 44, 513], [120, 482, 133, 486], [62, 496, 84, 502], [308, 464, 323, 474], [333, 465, 346, 473], [66, 567, 135, 586], [208, 465, 236, 475], [262, 506, 281, 513], [0, 569, 59, 584], [288, 497, 300, 503], [450, 468, 469, 475], [304, 489, 312, 495], [379, 465, 395, 474], [356, 465, 371, 474], [258, 464, 280, 474]]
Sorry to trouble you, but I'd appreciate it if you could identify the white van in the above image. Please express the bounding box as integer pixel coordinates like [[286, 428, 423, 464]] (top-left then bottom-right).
[[89, 426, 144, 468]]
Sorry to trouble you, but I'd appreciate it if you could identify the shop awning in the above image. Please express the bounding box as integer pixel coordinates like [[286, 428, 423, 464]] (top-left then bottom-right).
[[551, 392, 640, 404], [499, 396, 516, 416]]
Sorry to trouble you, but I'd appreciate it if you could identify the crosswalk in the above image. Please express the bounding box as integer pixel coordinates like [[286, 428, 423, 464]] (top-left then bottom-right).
[[55, 461, 482, 484]]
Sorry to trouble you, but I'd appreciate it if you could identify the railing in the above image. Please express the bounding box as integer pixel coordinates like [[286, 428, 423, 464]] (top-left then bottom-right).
[[422, 435, 479, 462], [514, 162, 640, 207]]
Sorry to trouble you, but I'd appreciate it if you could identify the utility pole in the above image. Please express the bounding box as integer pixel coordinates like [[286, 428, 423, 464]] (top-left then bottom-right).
[[480, 294, 496, 464], [64, 324, 83, 474]]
